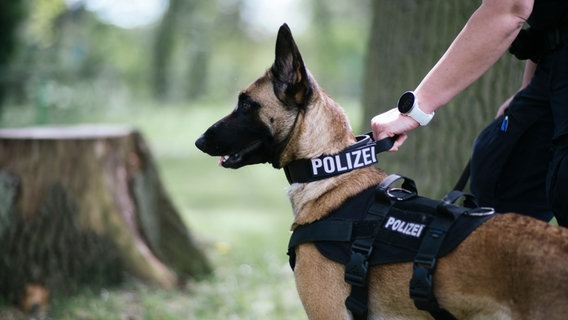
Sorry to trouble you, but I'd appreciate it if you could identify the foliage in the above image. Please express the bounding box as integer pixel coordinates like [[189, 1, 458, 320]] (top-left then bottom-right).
[[0, 0, 26, 108], [2, 0, 373, 123]]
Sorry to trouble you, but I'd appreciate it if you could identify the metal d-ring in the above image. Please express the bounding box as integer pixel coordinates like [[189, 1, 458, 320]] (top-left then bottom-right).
[[466, 207, 496, 216], [386, 187, 415, 201]]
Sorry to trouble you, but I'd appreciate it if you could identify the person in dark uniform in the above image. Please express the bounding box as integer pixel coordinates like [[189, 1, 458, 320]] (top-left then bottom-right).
[[371, 0, 568, 227]]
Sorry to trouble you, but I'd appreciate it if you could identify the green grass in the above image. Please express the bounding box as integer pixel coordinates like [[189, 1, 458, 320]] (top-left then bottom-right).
[[0, 102, 318, 319]]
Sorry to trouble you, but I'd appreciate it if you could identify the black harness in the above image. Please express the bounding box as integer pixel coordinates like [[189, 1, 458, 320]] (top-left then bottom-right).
[[284, 135, 495, 320]]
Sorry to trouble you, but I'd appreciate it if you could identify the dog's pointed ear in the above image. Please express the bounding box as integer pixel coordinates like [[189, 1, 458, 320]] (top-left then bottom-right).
[[271, 23, 312, 108]]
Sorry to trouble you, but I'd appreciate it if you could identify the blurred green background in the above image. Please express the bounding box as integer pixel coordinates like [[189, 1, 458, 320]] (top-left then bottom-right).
[[0, 0, 526, 318]]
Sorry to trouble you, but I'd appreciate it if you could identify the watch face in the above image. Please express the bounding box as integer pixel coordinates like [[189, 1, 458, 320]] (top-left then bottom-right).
[[397, 91, 415, 114]]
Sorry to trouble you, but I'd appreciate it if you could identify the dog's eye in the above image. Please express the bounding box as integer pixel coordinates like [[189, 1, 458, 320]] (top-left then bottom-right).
[[238, 100, 258, 115], [236, 93, 259, 115]]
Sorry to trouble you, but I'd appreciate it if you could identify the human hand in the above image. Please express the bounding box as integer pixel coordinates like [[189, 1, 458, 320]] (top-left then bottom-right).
[[370, 108, 418, 151]]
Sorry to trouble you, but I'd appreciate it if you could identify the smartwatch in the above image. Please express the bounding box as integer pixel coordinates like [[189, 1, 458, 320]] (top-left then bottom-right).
[[397, 91, 434, 126]]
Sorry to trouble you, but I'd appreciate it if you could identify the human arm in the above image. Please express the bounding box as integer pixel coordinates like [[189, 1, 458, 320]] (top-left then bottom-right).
[[371, 0, 534, 150]]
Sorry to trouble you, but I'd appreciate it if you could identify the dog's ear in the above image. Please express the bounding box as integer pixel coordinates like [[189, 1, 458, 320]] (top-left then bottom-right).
[[271, 23, 312, 108]]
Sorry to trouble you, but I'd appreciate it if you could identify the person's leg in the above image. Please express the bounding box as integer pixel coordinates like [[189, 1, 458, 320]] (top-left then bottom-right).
[[546, 35, 568, 227]]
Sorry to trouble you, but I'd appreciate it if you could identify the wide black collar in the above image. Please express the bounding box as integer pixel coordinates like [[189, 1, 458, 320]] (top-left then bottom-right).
[[283, 133, 395, 184]]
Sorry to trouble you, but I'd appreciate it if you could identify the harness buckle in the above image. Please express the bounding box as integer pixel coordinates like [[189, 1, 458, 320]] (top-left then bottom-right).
[[352, 240, 374, 256], [414, 254, 437, 270], [345, 240, 373, 287], [410, 264, 435, 302], [345, 295, 368, 318], [344, 252, 368, 287]]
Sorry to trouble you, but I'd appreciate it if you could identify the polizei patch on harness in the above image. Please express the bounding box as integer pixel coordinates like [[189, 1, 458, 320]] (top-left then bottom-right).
[[383, 216, 425, 238], [310, 145, 377, 176]]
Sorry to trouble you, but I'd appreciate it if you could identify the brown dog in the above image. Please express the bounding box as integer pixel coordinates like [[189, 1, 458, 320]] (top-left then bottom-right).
[[195, 24, 568, 319]]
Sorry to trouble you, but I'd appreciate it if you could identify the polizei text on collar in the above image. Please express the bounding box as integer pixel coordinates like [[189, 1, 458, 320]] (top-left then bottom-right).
[[310, 145, 377, 177]]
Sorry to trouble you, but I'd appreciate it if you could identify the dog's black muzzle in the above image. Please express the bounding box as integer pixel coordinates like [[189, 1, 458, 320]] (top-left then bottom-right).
[[195, 116, 275, 169]]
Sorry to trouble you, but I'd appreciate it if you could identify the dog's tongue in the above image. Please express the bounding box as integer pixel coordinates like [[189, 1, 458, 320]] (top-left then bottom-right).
[[218, 156, 225, 167]]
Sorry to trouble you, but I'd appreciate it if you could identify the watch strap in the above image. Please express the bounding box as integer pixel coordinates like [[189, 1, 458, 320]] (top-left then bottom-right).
[[407, 103, 434, 126]]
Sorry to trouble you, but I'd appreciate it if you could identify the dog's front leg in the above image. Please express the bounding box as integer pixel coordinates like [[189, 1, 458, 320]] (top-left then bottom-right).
[[293, 243, 352, 320]]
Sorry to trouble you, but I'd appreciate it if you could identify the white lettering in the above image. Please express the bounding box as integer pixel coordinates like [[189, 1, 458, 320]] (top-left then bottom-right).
[[383, 217, 426, 238], [396, 221, 406, 233], [335, 154, 347, 171], [311, 158, 323, 175], [384, 217, 396, 228], [353, 150, 364, 168], [415, 225, 425, 237], [410, 224, 420, 237], [362, 147, 372, 165], [392, 219, 401, 230], [346, 152, 353, 168], [323, 157, 335, 173], [309, 145, 378, 177]]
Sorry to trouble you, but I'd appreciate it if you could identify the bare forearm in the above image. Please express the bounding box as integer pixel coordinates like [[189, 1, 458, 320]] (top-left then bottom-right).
[[415, 0, 533, 114]]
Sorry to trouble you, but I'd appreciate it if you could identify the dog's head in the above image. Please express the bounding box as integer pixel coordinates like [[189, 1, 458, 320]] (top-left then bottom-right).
[[195, 23, 314, 169]]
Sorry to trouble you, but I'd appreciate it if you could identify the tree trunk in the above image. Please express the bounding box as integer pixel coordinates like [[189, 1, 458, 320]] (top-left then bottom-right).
[[0, 125, 210, 303], [362, 0, 525, 197]]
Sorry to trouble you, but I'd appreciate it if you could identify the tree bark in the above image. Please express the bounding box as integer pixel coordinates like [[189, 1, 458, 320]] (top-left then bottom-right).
[[0, 125, 210, 303], [361, 0, 525, 197]]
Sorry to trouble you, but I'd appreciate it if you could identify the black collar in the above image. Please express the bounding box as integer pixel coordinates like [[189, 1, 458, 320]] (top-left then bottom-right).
[[283, 133, 395, 184]]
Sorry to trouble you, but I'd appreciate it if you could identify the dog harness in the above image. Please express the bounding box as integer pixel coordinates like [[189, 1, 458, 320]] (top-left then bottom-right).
[[285, 137, 496, 320]]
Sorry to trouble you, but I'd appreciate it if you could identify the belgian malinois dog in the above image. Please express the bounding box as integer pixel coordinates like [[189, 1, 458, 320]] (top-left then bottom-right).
[[195, 24, 568, 320]]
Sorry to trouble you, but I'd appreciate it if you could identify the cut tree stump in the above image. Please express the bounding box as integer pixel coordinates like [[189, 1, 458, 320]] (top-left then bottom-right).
[[0, 125, 210, 303]]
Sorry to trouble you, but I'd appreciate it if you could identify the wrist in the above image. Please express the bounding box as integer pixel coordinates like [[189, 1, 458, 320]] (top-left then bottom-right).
[[397, 91, 435, 126]]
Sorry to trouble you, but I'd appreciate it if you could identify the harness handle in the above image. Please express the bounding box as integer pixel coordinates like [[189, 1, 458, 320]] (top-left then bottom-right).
[[377, 174, 417, 202], [366, 131, 398, 154], [442, 189, 479, 209]]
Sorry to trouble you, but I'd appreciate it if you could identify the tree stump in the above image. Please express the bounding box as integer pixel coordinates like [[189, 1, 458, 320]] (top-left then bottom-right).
[[0, 125, 210, 304]]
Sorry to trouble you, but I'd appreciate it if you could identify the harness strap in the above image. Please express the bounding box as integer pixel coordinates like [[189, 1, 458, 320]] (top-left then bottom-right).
[[344, 196, 392, 319], [409, 202, 458, 320], [288, 220, 380, 270]]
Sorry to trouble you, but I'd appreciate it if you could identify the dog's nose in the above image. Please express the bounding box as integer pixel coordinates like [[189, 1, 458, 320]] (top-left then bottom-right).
[[195, 134, 207, 152]]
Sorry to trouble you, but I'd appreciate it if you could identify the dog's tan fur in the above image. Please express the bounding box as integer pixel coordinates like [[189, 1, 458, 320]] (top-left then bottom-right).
[[198, 25, 568, 319]]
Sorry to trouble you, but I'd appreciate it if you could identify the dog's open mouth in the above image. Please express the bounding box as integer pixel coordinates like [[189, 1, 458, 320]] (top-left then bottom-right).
[[219, 140, 264, 168]]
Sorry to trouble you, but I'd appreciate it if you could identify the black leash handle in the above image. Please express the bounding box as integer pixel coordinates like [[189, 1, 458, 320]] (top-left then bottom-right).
[[364, 131, 397, 154]]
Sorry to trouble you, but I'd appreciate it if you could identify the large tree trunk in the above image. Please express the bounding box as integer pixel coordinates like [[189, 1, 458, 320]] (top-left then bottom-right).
[[0, 125, 210, 304], [362, 0, 525, 197]]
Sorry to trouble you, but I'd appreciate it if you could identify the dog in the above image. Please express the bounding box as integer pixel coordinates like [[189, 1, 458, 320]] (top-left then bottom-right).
[[195, 24, 568, 320]]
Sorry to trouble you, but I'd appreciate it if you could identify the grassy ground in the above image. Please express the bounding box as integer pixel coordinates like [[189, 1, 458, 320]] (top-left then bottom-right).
[[2, 102, 348, 319]]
